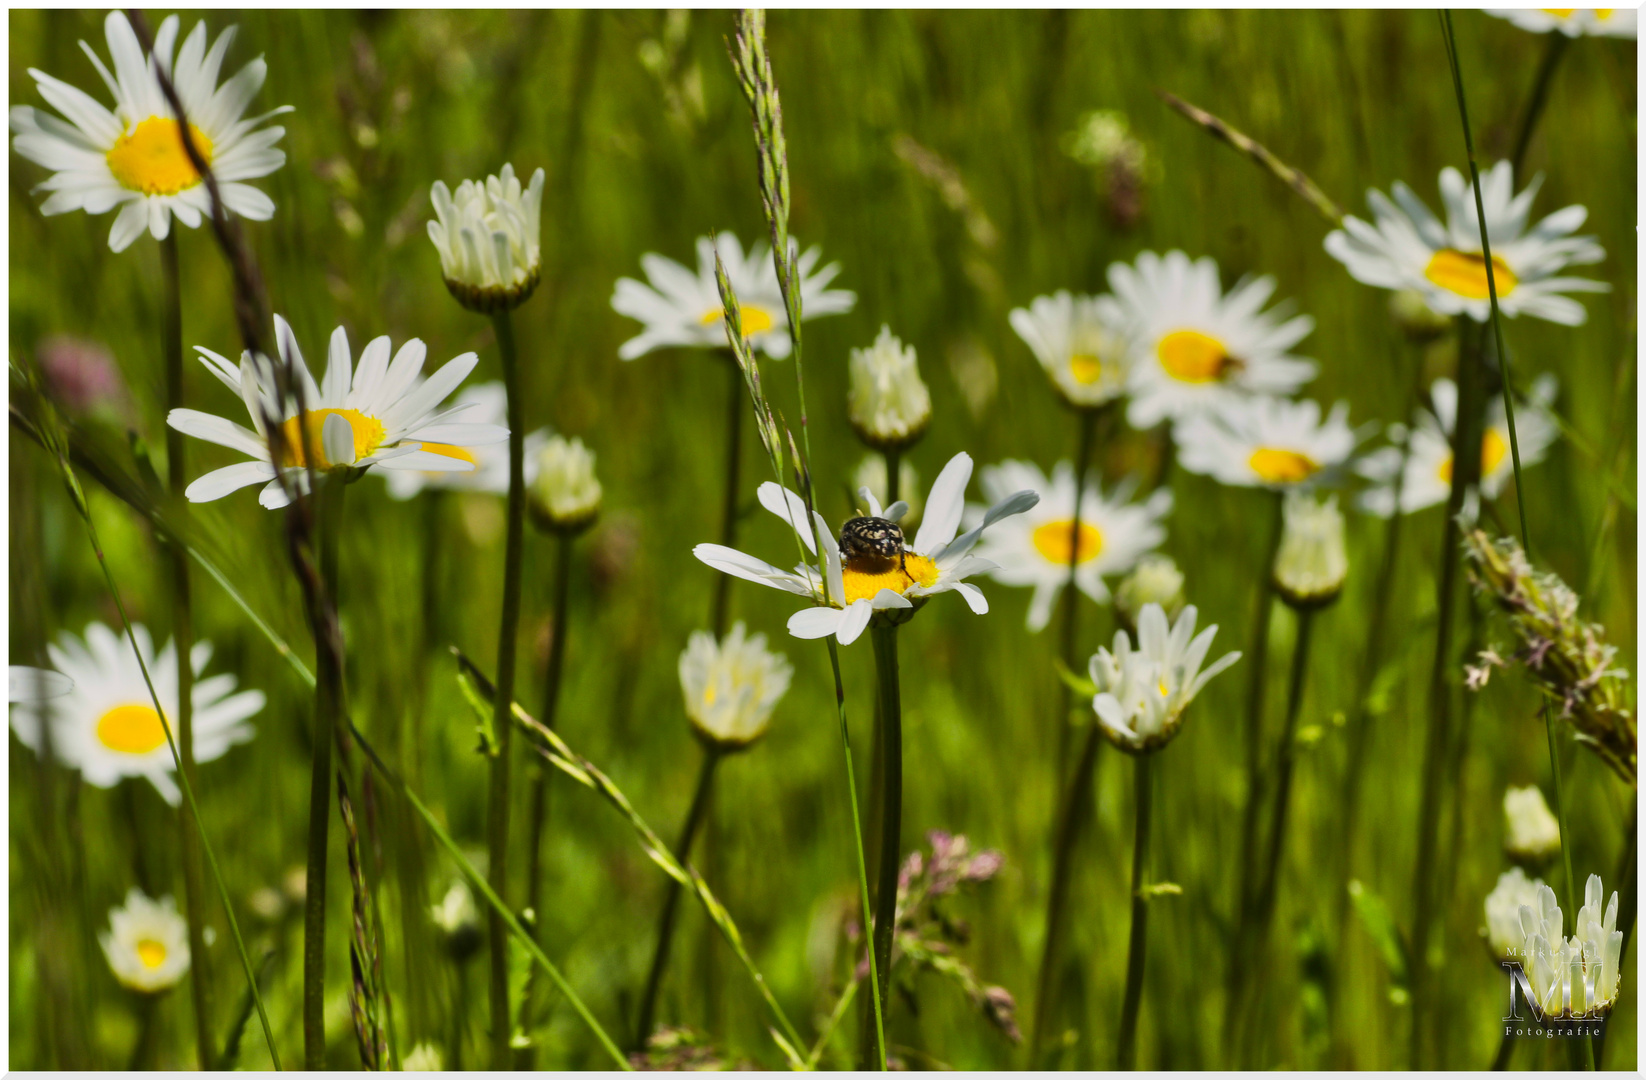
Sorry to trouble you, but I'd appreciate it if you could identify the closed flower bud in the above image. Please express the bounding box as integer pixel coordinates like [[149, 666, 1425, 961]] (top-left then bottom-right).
[[528, 435, 602, 534], [428, 164, 545, 313], [1502, 785, 1561, 867], [848, 326, 931, 451], [678, 623, 792, 750], [1388, 288, 1452, 344], [1273, 491, 1347, 609], [1114, 554, 1185, 634], [1483, 866, 1543, 960]]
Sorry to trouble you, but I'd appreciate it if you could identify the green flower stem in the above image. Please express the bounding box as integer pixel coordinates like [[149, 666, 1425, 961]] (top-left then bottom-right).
[[636, 746, 721, 1047], [304, 477, 347, 1069], [1029, 723, 1100, 1068], [1509, 28, 1569, 176], [1596, 796, 1636, 1069], [713, 353, 745, 638], [863, 621, 904, 1070], [1115, 752, 1156, 1071], [160, 231, 214, 1070], [1057, 406, 1100, 766], [1490, 1025, 1515, 1071], [488, 308, 527, 1070], [883, 447, 901, 506]]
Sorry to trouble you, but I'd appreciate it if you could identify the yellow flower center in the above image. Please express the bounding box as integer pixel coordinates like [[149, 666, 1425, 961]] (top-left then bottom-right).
[[1423, 249, 1519, 301], [105, 117, 213, 196], [1542, 8, 1576, 15], [1158, 329, 1238, 384], [1031, 520, 1105, 564], [841, 552, 939, 605], [413, 442, 479, 476], [276, 409, 386, 469], [1437, 428, 1509, 484], [96, 704, 168, 755], [1248, 447, 1320, 485], [1069, 354, 1103, 385], [703, 685, 717, 708], [137, 939, 168, 969], [701, 305, 775, 336]]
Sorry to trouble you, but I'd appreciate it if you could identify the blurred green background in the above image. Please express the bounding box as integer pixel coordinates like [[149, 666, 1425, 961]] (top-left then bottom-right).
[[9, 8, 1637, 1071]]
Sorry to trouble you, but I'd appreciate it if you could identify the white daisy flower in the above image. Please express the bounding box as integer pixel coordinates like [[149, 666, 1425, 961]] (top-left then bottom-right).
[[528, 435, 603, 534], [1089, 602, 1241, 754], [1324, 162, 1608, 326], [167, 315, 508, 509], [10, 11, 291, 253], [9, 621, 262, 805], [678, 621, 793, 750], [1489, 8, 1637, 38], [961, 459, 1172, 632], [1503, 784, 1561, 865], [693, 452, 1039, 646], [1106, 250, 1317, 428], [1484, 866, 1544, 960], [1008, 290, 1131, 409], [1176, 395, 1358, 490], [382, 383, 546, 500], [427, 163, 545, 312], [1355, 374, 1558, 517], [101, 888, 191, 993], [611, 232, 855, 360]]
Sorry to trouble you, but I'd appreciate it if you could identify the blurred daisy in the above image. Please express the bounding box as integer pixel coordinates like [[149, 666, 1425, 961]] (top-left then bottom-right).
[[1483, 866, 1544, 960], [1324, 162, 1607, 325], [427, 163, 545, 312], [1114, 554, 1185, 632], [1503, 784, 1561, 866], [1089, 602, 1240, 754], [10, 621, 262, 805], [1271, 490, 1348, 609], [1107, 250, 1317, 428], [611, 232, 855, 360], [1489, 9, 1636, 37], [1355, 374, 1558, 517], [10, 11, 291, 253], [1177, 395, 1357, 490], [1008, 291, 1131, 409], [102, 889, 190, 993], [678, 621, 793, 750], [962, 459, 1172, 631], [693, 453, 1038, 646], [9, 666, 73, 701], [382, 383, 546, 500], [528, 435, 603, 534], [848, 325, 931, 451], [168, 315, 507, 509]]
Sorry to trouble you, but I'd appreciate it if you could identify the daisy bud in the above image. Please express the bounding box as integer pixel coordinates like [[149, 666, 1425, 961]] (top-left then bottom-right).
[[1387, 288, 1451, 344], [1113, 554, 1185, 634], [1502, 785, 1561, 867], [427, 163, 545, 313], [431, 881, 482, 963], [527, 436, 602, 535], [848, 326, 932, 451], [1482, 866, 1543, 961], [403, 1044, 445, 1072], [852, 453, 922, 529], [1272, 491, 1347, 610], [678, 623, 793, 751], [101, 889, 190, 994]]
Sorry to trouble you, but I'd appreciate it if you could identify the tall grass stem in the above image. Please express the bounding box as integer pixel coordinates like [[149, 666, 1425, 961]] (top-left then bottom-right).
[[713, 355, 745, 637], [1115, 752, 1155, 1070]]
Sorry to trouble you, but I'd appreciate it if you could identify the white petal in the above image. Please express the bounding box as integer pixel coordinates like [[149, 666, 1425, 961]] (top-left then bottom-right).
[[185, 461, 276, 502], [834, 600, 876, 645], [758, 482, 816, 553], [913, 452, 973, 553], [787, 606, 845, 639]]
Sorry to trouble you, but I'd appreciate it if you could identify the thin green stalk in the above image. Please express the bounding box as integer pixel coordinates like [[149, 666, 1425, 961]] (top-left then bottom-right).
[[128, 993, 160, 1070], [304, 477, 346, 1069], [1594, 796, 1634, 1069], [863, 622, 904, 1070], [883, 446, 901, 506], [826, 638, 885, 1070], [636, 748, 721, 1046], [1441, 13, 1588, 1067], [1490, 1025, 1515, 1071], [1115, 752, 1156, 1071], [1510, 29, 1569, 176], [1030, 724, 1100, 1068], [713, 354, 744, 638], [1057, 406, 1100, 768], [807, 976, 860, 1069], [526, 533, 574, 947], [488, 307, 527, 1070]]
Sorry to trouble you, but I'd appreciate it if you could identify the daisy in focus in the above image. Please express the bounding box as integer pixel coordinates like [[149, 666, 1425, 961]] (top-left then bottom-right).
[[678, 622, 793, 750], [1324, 162, 1607, 325], [1106, 250, 1317, 428], [962, 459, 1173, 631], [1176, 395, 1358, 489], [1008, 290, 1131, 409], [168, 315, 508, 508], [9, 621, 262, 805], [102, 889, 191, 993], [1089, 602, 1240, 754], [1355, 374, 1557, 517], [1488, 9, 1637, 38], [382, 382, 547, 500], [693, 452, 1039, 646], [10, 11, 291, 253], [611, 231, 855, 360]]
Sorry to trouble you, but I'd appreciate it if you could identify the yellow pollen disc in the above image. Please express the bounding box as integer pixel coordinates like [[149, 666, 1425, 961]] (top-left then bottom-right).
[[137, 939, 168, 969], [1248, 447, 1320, 484], [96, 704, 168, 755], [702, 305, 775, 336], [1031, 520, 1104, 565], [276, 409, 386, 469], [1424, 249, 1518, 301], [1541, 8, 1576, 15], [105, 117, 213, 196], [1437, 429, 1509, 484], [1158, 329, 1236, 383], [841, 552, 939, 605], [1069, 354, 1103, 385]]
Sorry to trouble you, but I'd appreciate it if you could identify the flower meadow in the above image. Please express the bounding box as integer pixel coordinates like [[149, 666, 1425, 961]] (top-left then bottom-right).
[[6, 8, 1637, 1073]]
